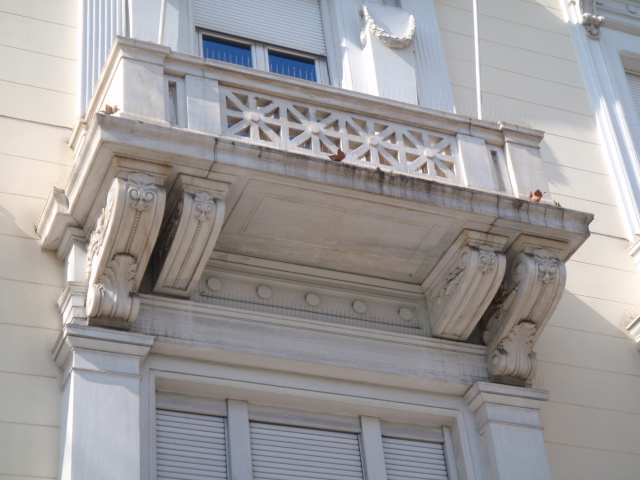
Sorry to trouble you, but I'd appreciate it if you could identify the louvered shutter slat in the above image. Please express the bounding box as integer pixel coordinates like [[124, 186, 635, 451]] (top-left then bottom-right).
[[382, 436, 449, 480], [627, 72, 640, 123], [194, 0, 326, 56], [156, 409, 228, 480], [250, 422, 364, 480]]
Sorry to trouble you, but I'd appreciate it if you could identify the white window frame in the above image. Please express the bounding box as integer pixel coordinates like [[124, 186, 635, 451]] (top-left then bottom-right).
[[153, 391, 458, 480], [142, 367, 474, 480], [197, 30, 330, 84]]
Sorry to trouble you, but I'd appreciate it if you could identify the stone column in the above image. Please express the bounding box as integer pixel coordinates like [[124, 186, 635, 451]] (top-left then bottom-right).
[[464, 382, 552, 480], [53, 325, 154, 480]]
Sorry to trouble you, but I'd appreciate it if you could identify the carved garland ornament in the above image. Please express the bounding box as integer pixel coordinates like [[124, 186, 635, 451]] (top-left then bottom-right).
[[482, 249, 566, 383], [86, 173, 165, 324], [359, 5, 416, 49]]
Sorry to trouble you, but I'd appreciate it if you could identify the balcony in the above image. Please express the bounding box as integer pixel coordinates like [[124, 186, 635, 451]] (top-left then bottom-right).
[[39, 37, 592, 386]]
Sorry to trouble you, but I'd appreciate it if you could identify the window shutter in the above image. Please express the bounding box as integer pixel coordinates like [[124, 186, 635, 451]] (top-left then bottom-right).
[[156, 409, 228, 479], [627, 72, 640, 122], [193, 0, 326, 56], [382, 436, 449, 480], [250, 422, 365, 480]]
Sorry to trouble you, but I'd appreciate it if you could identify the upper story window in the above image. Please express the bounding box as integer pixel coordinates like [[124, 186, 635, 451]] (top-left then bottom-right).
[[201, 32, 323, 82]]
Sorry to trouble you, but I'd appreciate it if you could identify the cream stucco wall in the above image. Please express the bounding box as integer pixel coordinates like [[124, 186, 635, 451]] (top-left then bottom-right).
[[435, 0, 640, 477], [0, 1, 76, 478], [2, 0, 640, 479]]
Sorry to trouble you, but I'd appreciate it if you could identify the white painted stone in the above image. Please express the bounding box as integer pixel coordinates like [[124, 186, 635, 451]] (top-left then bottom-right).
[[305, 292, 321, 307], [353, 300, 367, 314], [53, 325, 153, 480], [257, 285, 273, 299], [464, 382, 552, 480], [207, 276, 223, 292]]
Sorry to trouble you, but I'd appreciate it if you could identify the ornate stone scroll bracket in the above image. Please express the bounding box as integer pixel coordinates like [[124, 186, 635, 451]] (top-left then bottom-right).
[[153, 175, 229, 298], [86, 172, 166, 328], [482, 235, 568, 386], [359, 5, 416, 49], [423, 230, 508, 341]]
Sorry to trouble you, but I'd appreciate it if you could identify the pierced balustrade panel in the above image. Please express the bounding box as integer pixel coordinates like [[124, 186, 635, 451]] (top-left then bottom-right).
[[220, 87, 460, 182]]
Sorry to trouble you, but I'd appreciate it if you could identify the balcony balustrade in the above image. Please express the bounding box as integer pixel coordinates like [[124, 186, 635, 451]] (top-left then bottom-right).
[[39, 37, 593, 387], [73, 37, 550, 202]]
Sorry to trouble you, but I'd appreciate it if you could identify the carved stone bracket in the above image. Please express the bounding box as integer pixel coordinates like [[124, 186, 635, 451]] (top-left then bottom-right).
[[153, 175, 229, 298], [423, 230, 508, 341], [359, 5, 416, 49], [578, 0, 604, 38], [86, 173, 166, 327], [482, 236, 568, 385]]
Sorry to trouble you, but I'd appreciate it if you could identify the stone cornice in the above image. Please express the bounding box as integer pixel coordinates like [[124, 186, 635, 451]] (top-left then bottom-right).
[[135, 294, 489, 395]]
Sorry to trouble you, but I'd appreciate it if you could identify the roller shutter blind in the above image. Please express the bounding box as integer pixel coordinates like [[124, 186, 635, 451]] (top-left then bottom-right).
[[382, 436, 449, 480], [193, 0, 326, 56], [156, 409, 228, 479], [250, 421, 365, 480], [627, 72, 640, 122]]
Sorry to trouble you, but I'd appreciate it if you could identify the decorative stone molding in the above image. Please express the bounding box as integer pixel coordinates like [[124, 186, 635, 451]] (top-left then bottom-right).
[[578, 0, 604, 38], [153, 175, 229, 298], [86, 173, 166, 327], [482, 236, 567, 385], [423, 230, 508, 341], [359, 5, 416, 49]]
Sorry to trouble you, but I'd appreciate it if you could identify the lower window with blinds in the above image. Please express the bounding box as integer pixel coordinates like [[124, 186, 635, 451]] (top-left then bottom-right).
[[156, 409, 228, 479], [382, 436, 449, 480], [250, 421, 365, 480], [154, 400, 455, 480]]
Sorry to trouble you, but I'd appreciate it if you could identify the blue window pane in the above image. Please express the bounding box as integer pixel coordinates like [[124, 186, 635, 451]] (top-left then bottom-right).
[[268, 51, 317, 82], [203, 37, 252, 68]]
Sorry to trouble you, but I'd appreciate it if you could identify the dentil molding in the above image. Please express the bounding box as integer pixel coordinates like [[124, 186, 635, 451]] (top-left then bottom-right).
[[153, 175, 230, 298], [423, 230, 508, 341], [86, 172, 166, 327], [482, 236, 568, 385]]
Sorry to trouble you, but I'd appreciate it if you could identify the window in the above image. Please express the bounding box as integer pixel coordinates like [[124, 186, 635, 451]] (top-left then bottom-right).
[[201, 32, 326, 83], [154, 398, 454, 480], [203, 36, 253, 68]]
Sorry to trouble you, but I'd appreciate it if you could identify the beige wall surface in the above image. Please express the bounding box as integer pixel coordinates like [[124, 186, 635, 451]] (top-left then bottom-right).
[[434, 0, 640, 478], [0, 1, 76, 478]]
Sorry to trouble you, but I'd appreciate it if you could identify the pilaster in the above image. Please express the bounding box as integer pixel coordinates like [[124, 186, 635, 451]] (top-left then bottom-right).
[[464, 382, 552, 480], [53, 325, 154, 480]]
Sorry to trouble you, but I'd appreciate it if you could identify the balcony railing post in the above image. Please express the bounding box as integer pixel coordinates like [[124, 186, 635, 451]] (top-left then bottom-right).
[[456, 134, 496, 192], [499, 123, 552, 203]]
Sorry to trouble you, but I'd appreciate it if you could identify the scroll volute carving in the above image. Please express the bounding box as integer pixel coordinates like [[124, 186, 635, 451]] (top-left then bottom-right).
[[153, 175, 229, 298], [86, 173, 166, 326], [424, 230, 508, 341], [482, 238, 567, 385]]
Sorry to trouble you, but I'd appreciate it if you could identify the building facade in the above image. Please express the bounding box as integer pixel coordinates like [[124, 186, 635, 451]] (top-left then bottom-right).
[[2, 0, 640, 479]]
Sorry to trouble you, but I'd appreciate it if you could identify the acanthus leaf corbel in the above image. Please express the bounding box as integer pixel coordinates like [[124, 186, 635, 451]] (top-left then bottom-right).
[[482, 235, 568, 385], [152, 175, 230, 298], [85, 172, 166, 327], [423, 230, 508, 340]]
